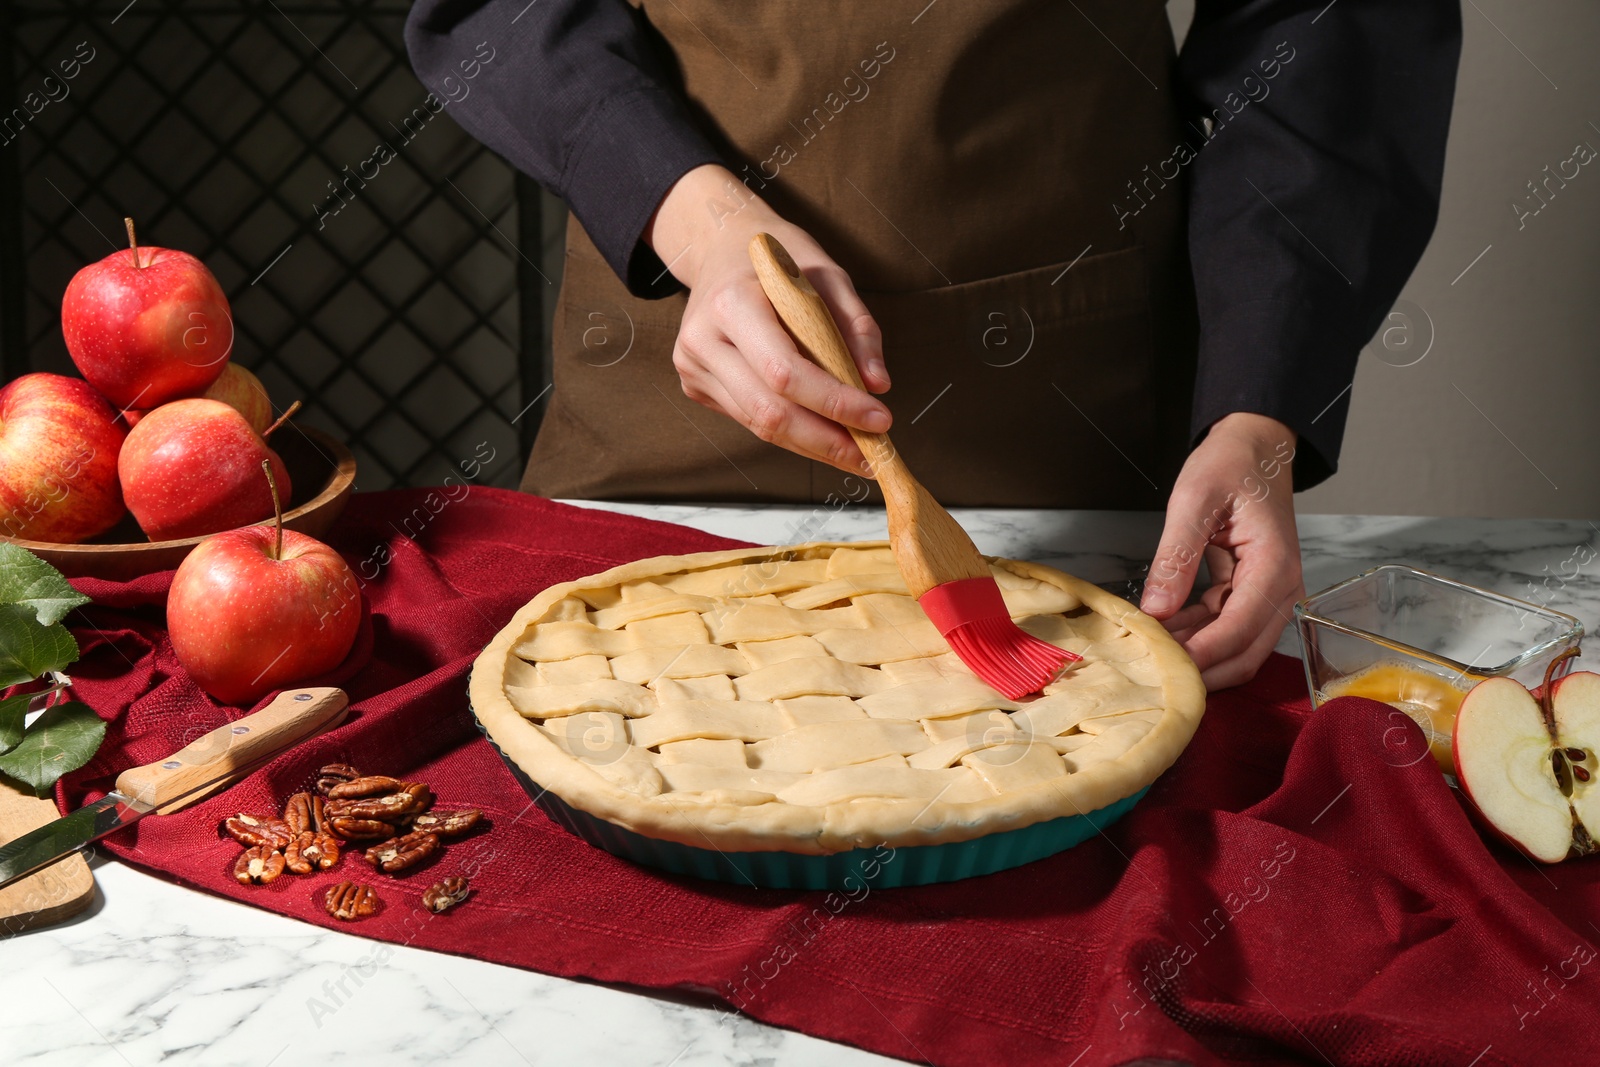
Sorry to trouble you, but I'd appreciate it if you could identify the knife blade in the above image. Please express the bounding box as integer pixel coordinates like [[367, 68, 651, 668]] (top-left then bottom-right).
[[0, 686, 348, 891]]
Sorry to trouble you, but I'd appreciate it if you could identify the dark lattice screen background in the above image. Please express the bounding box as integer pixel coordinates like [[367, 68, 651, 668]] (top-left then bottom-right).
[[0, 0, 566, 491]]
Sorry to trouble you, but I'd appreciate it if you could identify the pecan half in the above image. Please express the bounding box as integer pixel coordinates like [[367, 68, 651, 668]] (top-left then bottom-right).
[[234, 845, 286, 885], [364, 830, 441, 873], [324, 881, 380, 920], [315, 763, 362, 796], [283, 792, 327, 835], [285, 830, 342, 874], [422, 876, 470, 913], [326, 783, 432, 821], [411, 809, 484, 838], [327, 815, 398, 841], [223, 813, 292, 851], [326, 775, 408, 799], [406, 782, 434, 811]]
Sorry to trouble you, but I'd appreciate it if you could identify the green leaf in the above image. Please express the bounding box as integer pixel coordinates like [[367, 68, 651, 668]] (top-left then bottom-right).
[[0, 701, 105, 793], [0, 605, 78, 689], [0, 542, 90, 626], [0, 693, 26, 755]]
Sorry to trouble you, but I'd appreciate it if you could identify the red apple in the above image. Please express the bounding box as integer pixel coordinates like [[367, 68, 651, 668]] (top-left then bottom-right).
[[61, 220, 233, 410], [199, 364, 272, 434], [1453, 649, 1600, 863], [124, 364, 273, 434], [0, 373, 127, 543], [118, 398, 290, 541], [167, 466, 360, 705]]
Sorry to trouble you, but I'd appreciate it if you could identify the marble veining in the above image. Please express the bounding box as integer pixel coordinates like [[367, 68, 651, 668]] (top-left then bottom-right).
[[3, 504, 1597, 1065]]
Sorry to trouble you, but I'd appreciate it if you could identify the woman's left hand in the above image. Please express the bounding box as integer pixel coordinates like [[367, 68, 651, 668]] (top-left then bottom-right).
[[1138, 412, 1305, 690]]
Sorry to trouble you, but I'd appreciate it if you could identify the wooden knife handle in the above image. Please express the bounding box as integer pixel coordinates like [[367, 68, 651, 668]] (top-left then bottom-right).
[[747, 233, 910, 485], [114, 687, 349, 812]]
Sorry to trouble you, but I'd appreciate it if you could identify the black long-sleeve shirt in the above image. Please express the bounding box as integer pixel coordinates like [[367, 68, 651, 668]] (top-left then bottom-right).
[[405, 0, 1460, 491]]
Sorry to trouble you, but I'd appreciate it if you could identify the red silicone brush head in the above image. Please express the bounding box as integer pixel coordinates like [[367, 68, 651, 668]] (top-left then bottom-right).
[[917, 577, 1081, 700]]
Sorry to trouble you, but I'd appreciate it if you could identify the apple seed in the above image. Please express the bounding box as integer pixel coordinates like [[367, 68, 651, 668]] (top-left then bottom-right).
[[1552, 750, 1574, 796]]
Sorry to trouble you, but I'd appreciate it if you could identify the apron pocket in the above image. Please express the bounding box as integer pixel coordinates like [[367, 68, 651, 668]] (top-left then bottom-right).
[[846, 244, 1183, 509]]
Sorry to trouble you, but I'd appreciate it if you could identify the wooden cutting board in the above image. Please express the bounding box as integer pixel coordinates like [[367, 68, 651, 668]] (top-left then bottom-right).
[[0, 780, 94, 933]]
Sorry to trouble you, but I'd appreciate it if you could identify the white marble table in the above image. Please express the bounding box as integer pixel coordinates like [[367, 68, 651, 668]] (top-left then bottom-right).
[[4, 503, 1597, 1067]]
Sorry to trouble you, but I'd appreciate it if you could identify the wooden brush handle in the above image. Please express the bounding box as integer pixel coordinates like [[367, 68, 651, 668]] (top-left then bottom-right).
[[746, 233, 902, 479], [748, 233, 988, 594], [114, 688, 349, 812]]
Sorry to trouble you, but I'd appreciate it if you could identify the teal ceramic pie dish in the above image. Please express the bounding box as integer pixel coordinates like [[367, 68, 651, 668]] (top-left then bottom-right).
[[476, 712, 1150, 890]]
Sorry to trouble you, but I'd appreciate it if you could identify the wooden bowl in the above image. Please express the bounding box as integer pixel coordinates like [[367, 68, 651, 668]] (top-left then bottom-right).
[[2, 426, 357, 581]]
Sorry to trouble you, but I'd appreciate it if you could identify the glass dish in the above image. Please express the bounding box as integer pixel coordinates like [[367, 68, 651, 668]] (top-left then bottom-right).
[[1295, 565, 1583, 773]]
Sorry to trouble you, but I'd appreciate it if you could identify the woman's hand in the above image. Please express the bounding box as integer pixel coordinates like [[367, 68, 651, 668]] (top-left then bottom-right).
[[1139, 413, 1305, 690], [646, 164, 891, 473]]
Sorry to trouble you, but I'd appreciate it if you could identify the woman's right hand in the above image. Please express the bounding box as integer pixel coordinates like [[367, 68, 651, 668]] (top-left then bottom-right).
[[645, 164, 892, 474]]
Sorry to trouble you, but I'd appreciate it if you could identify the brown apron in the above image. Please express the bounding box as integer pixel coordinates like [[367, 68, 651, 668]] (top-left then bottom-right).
[[522, 0, 1197, 509]]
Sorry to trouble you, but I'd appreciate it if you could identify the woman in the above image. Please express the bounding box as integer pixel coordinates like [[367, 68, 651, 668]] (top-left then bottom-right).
[[406, 0, 1460, 688]]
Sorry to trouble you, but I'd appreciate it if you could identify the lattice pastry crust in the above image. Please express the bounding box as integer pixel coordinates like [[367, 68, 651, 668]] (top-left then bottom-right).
[[470, 542, 1204, 853]]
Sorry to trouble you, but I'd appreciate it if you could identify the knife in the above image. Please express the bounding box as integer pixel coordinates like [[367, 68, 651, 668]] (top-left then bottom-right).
[[0, 686, 349, 891]]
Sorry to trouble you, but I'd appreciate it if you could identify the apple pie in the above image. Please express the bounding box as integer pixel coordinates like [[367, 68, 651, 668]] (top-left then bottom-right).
[[470, 542, 1204, 855]]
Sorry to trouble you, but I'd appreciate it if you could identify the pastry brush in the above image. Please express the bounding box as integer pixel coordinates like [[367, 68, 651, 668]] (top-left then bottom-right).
[[748, 233, 1079, 699]]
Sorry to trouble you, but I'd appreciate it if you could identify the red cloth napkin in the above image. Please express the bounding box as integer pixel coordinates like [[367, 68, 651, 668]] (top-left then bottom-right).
[[56, 488, 1600, 1067]]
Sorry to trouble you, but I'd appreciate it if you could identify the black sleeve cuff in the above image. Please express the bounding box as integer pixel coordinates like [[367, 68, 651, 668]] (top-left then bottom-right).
[[559, 86, 723, 298], [1188, 297, 1363, 492]]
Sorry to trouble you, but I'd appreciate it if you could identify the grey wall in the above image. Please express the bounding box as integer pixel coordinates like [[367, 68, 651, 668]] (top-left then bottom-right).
[[1170, 0, 1600, 519]]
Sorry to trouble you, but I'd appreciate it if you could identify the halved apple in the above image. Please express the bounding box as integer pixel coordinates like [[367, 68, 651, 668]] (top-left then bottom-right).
[[1452, 649, 1600, 863]]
